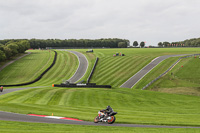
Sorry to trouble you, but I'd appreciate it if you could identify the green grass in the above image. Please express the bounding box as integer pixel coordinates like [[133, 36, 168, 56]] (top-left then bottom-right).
[[0, 48, 200, 132], [133, 57, 181, 89], [149, 57, 200, 96], [0, 53, 25, 67], [75, 48, 200, 87], [0, 120, 200, 133], [0, 50, 79, 86], [31, 50, 79, 86], [0, 50, 54, 85], [1, 87, 200, 126]]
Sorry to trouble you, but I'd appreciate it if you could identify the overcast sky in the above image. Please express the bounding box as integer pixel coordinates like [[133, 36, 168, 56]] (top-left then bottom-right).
[[0, 0, 200, 46]]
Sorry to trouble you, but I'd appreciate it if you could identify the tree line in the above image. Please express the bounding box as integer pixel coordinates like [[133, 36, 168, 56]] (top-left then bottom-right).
[[0, 40, 30, 62], [0, 38, 129, 49], [158, 37, 200, 47]]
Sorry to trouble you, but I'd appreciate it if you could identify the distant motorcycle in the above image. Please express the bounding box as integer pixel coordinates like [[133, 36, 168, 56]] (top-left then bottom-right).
[[94, 110, 117, 124], [0, 86, 3, 92]]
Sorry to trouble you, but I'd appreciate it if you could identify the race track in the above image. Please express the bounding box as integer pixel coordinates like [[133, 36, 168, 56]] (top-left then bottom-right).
[[0, 111, 200, 128], [65, 50, 88, 83], [120, 54, 189, 88], [0, 52, 200, 128]]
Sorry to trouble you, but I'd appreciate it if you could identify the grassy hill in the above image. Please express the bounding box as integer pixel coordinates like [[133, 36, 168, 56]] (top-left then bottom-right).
[[0, 50, 79, 86], [1, 87, 200, 126], [0, 48, 200, 132], [148, 56, 200, 96], [0, 50, 54, 85], [76, 48, 200, 87]]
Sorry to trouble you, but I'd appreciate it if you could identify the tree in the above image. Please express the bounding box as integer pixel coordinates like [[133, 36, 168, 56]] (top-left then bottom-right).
[[163, 42, 170, 47], [17, 40, 30, 53], [0, 44, 4, 51], [7, 43, 19, 56], [133, 41, 138, 47], [140, 41, 145, 48], [0, 50, 6, 61], [118, 42, 127, 48], [3, 46, 12, 59], [158, 42, 163, 47]]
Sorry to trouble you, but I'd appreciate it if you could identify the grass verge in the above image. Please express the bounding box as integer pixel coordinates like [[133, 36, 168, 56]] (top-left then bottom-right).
[[0, 120, 200, 133]]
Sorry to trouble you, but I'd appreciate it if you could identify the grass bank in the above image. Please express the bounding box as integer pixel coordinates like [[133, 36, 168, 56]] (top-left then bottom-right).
[[149, 56, 200, 96], [0, 87, 200, 126], [0, 120, 199, 133], [75, 48, 200, 87]]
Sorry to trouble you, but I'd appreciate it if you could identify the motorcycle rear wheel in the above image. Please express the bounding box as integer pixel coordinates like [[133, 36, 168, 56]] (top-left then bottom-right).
[[107, 116, 115, 124]]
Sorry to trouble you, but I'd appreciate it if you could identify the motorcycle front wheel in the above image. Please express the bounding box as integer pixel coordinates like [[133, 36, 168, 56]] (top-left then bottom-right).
[[94, 116, 99, 123], [107, 116, 116, 124]]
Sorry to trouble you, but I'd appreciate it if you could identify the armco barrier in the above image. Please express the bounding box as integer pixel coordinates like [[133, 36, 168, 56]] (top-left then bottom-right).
[[87, 57, 99, 83], [0, 51, 57, 87], [54, 83, 111, 88], [142, 54, 200, 90]]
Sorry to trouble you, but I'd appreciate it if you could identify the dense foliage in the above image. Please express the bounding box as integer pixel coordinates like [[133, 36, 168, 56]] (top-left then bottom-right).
[[0, 40, 30, 62], [140, 41, 145, 48], [133, 41, 139, 47], [158, 37, 200, 47], [0, 38, 129, 49]]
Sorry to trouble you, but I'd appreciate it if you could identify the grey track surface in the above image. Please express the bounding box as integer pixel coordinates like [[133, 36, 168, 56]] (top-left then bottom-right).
[[120, 54, 189, 88], [0, 86, 49, 95], [65, 50, 88, 83], [0, 52, 200, 128], [0, 111, 199, 128]]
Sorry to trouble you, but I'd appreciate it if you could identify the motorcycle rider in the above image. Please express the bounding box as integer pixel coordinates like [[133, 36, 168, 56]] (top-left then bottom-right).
[[99, 105, 114, 121], [0, 86, 3, 92]]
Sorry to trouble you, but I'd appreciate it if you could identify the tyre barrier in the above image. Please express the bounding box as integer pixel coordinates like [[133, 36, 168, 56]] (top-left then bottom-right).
[[0, 51, 57, 87], [87, 57, 99, 83], [54, 83, 111, 88], [142, 54, 200, 90]]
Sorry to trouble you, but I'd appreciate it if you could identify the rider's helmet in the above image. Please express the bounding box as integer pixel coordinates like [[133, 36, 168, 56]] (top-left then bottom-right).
[[107, 105, 111, 109]]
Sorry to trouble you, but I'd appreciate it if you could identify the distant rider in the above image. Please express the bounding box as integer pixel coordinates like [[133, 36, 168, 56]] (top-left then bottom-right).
[[0, 86, 3, 92]]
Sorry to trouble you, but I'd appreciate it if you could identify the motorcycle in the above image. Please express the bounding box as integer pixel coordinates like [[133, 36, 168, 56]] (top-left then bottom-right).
[[94, 111, 117, 124]]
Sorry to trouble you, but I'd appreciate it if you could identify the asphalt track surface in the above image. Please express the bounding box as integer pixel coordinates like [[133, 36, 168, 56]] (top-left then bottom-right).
[[64, 50, 88, 83], [0, 52, 200, 128], [120, 54, 189, 88]]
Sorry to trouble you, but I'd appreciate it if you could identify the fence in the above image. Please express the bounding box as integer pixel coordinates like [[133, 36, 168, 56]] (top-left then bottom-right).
[[142, 54, 200, 90], [87, 57, 99, 83]]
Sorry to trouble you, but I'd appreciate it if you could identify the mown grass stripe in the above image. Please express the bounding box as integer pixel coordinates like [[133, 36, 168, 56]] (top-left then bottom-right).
[[97, 57, 123, 71], [23, 89, 48, 104], [95, 59, 127, 79], [108, 57, 151, 86], [95, 58, 134, 83], [58, 89, 71, 106], [35, 89, 57, 105], [96, 56, 144, 77], [0, 89, 36, 103], [61, 89, 76, 106], [9, 89, 44, 104], [47, 89, 66, 105]]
